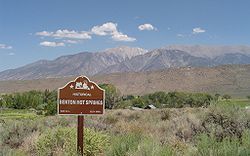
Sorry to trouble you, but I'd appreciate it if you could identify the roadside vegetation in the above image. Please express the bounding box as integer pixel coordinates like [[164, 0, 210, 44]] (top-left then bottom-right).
[[0, 84, 250, 155]]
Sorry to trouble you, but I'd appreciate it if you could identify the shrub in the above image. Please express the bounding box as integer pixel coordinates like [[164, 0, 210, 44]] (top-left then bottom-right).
[[35, 127, 109, 156], [106, 133, 175, 156], [0, 146, 27, 156], [35, 127, 76, 156], [133, 138, 175, 156], [196, 131, 250, 156], [160, 109, 170, 121], [201, 102, 250, 141], [222, 94, 231, 100], [106, 133, 143, 155], [241, 130, 250, 155], [134, 138, 177, 156], [104, 114, 119, 124], [0, 120, 38, 148]]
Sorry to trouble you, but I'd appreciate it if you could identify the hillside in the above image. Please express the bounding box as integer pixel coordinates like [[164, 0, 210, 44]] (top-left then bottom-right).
[[1, 64, 250, 97], [165, 45, 250, 58], [1, 45, 250, 81], [0, 46, 147, 80], [99, 49, 213, 74]]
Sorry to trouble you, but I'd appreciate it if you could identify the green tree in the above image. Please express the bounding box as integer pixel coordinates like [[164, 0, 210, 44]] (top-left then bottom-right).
[[131, 97, 146, 108], [123, 95, 136, 100], [44, 90, 57, 115], [0, 90, 58, 115], [247, 95, 250, 100], [99, 84, 120, 109], [148, 91, 167, 104], [45, 100, 57, 115], [215, 93, 221, 100], [222, 94, 231, 100]]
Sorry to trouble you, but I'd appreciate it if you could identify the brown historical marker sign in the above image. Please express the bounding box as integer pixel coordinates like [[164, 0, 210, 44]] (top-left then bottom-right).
[[58, 76, 105, 115]]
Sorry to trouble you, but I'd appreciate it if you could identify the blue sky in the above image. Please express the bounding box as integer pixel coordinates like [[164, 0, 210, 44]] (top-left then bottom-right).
[[0, 0, 250, 72]]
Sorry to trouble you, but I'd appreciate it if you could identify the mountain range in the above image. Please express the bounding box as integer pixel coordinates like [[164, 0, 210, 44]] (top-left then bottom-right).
[[1, 64, 250, 97], [1, 45, 250, 80]]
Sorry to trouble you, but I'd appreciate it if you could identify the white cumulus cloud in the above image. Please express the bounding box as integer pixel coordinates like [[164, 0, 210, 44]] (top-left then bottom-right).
[[40, 41, 65, 47], [36, 29, 91, 40], [111, 31, 136, 42], [53, 30, 91, 39], [0, 44, 12, 49], [192, 27, 206, 34], [138, 24, 156, 31], [91, 22, 118, 36], [91, 22, 136, 42], [36, 31, 53, 36], [36, 22, 136, 43]]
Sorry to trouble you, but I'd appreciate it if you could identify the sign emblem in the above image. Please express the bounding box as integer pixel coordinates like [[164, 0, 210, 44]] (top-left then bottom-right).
[[58, 76, 105, 115]]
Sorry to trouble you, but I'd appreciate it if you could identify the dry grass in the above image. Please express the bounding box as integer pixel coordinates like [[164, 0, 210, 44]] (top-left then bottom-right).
[[84, 108, 204, 148], [1, 105, 250, 155], [20, 131, 39, 154]]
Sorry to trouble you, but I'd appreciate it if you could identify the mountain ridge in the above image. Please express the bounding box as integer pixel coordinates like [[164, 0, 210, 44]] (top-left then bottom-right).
[[1, 45, 250, 80]]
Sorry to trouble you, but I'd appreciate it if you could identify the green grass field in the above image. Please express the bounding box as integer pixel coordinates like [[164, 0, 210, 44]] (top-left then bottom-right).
[[0, 109, 39, 120], [218, 98, 250, 108]]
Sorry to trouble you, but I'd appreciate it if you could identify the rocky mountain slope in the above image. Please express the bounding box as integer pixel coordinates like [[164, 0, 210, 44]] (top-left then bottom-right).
[[1, 64, 250, 97], [165, 45, 250, 58], [1, 45, 250, 80], [100, 49, 213, 74], [0, 46, 147, 80]]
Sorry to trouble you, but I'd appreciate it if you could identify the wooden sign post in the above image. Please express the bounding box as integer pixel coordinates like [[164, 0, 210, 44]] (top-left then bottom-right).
[[77, 116, 84, 155], [58, 76, 105, 155]]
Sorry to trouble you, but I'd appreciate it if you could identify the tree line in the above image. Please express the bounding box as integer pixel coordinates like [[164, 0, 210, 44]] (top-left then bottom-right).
[[116, 91, 216, 109], [0, 90, 57, 115], [0, 84, 228, 115]]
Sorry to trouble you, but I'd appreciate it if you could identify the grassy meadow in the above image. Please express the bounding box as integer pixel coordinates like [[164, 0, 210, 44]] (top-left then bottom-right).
[[0, 98, 250, 156]]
